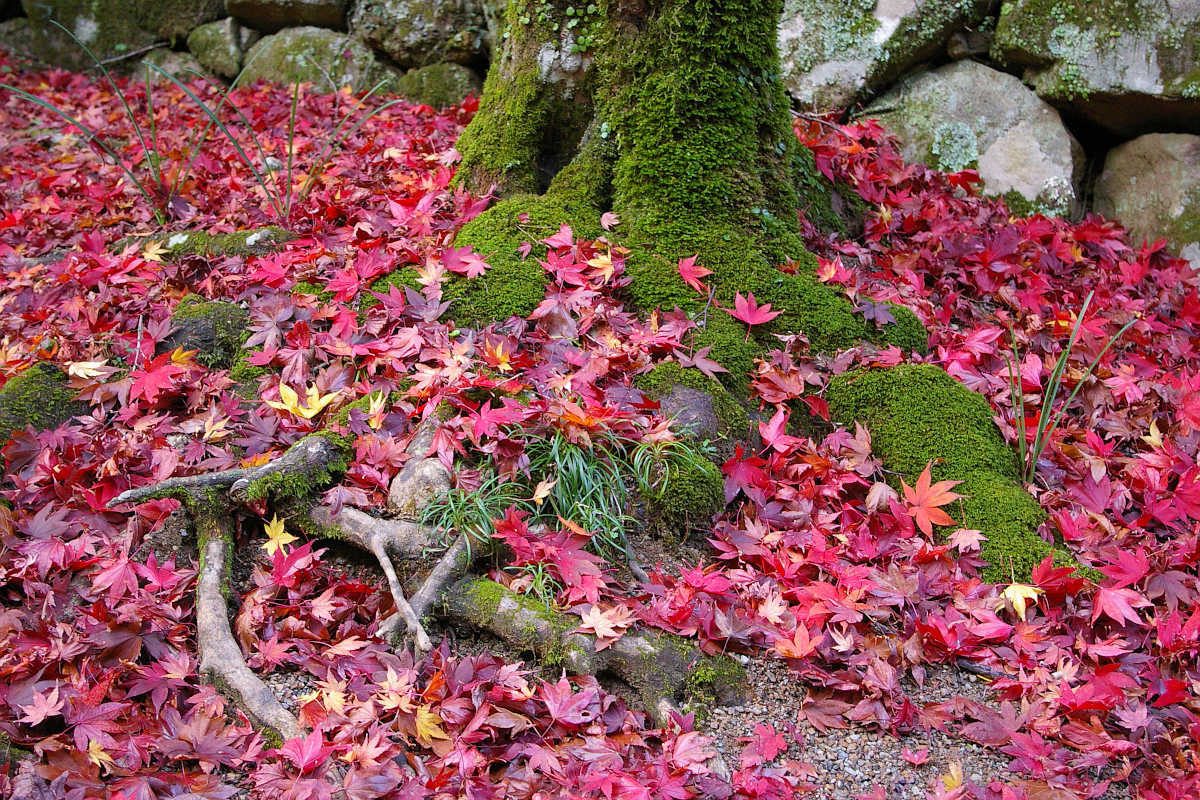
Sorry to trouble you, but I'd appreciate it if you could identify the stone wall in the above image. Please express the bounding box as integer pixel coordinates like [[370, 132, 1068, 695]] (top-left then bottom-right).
[[0, 1, 1197, 263]]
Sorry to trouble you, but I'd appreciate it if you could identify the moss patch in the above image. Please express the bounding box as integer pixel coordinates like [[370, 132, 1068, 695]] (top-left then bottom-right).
[[0, 361, 82, 443], [826, 363, 1064, 582], [165, 294, 250, 369], [447, 194, 603, 326]]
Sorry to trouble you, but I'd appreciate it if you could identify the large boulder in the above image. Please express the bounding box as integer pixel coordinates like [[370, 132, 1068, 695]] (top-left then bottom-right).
[[393, 62, 481, 107], [992, 0, 1200, 137], [138, 48, 207, 84], [240, 26, 401, 92], [1093, 133, 1200, 267], [350, 0, 488, 69], [187, 17, 261, 79], [226, 0, 348, 33], [866, 60, 1084, 216], [778, 0, 993, 110], [19, 0, 223, 70], [0, 18, 37, 62]]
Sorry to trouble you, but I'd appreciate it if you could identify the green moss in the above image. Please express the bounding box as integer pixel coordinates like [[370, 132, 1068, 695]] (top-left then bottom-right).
[[0, 730, 32, 765], [684, 653, 746, 708], [647, 455, 724, 531], [137, 226, 294, 260], [393, 62, 482, 108], [169, 294, 250, 369], [229, 348, 268, 388], [240, 433, 350, 502], [826, 364, 1068, 581], [879, 304, 929, 354], [292, 281, 334, 303], [0, 361, 82, 442], [447, 194, 603, 325]]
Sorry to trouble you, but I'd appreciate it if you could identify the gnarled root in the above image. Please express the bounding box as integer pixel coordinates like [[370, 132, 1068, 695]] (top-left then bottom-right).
[[440, 578, 747, 726], [198, 518, 301, 740]]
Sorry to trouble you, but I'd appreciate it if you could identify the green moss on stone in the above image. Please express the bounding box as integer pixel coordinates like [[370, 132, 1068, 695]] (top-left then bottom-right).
[[292, 281, 334, 302], [879, 304, 929, 354], [634, 361, 750, 436], [393, 62, 482, 108], [169, 294, 250, 369], [826, 364, 1067, 582], [240, 432, 350, 502], [0, 361, 81, 442], [448, 194, 603, 325]]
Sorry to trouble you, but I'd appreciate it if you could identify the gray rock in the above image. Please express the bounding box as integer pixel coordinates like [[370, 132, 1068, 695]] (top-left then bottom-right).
[[226, 0, 348, 33], [241, 26, 401, 92], [351, 0, 488, 69], [778, 0, 992, 110], [393, 62, 481, 107], [658, 385, 722, 442], [187, 17, 260, 79], [866, 60, 1084, 216], [138, 48, 207, 84], [19, 0, 223, 71], [1094, 133, 1200, 267], [0, 18, 37, 63], [992, 0, 1200, 136]]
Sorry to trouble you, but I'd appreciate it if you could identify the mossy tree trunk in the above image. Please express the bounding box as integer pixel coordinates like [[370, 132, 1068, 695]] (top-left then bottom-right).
[[450, 0, 924, 377]]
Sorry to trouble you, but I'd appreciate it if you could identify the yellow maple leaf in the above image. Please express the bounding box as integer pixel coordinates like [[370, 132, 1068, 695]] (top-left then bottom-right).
[[997, 583, 1043, 622], [941, 760, 964, 790], [366, 391, 388, 429], [67, 360, 109, 379], [1142, 419, 1163, 448], [531, 478, 557, 506], [262, 514, 298, 557], [241, 451, 271, 468], [265, 382, 340, 419], [415, 704, 448, 745], [141, 240, 169, 262], [168, 346, 197, 366], [87, 738, 116, 771]]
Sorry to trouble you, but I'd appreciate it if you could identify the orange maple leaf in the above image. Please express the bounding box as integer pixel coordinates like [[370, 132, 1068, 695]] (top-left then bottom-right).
[[900, 462, 964, 536]]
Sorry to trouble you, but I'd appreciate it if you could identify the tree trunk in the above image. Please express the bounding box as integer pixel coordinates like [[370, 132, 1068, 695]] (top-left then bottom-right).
[[448, 0, 925, 377]]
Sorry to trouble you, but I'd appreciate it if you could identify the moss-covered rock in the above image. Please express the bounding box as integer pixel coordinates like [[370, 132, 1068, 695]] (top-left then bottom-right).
[[227, 0, 348, 33], [992, 0, 1200, 136], [778, 0, 993, 109], [187, 17, 261, 79], [0, 362, 84, 442], [826, 363, 1064, 582], [138, 48, 207, 84], [351, 0, 489, 69], [447, 194, 602, 325], [127, 226, 294, 260], [393, 62, 482, 108], [162, 294, 250, 370], [0, 18, 38, 64], [241, 26, 401, 92], [635, 362, 750, 440], [20, 0, 223, 71]]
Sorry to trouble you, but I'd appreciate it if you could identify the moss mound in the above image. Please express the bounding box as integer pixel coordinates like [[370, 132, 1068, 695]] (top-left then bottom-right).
[[826, 363, 1065, 582], [0, 362, 83, 442], [447, 195, 603, 326], [164, 294, 250, 370]]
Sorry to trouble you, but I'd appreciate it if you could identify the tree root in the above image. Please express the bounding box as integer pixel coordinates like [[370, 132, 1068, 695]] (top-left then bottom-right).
[[440, 577, 747, 726], [197, 518, 301, 740]]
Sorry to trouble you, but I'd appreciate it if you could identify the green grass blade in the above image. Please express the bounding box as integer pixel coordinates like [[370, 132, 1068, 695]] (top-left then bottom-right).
[[47, 19, 162, 191], [285, 81, 300, 219], [144, 63, 284, 218], [297, 83, 402, 202]]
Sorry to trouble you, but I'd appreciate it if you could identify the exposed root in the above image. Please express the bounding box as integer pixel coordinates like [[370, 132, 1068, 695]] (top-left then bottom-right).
[[410, 533, 477, 619], [440, 577, 747, 726], [197, 519, 301, 740]]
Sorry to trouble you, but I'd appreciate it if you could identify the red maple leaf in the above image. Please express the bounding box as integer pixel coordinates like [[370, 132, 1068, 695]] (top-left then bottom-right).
[[725, 291, 781, 339], [900, 463, 963, 536], [676, 255, 712, 294]]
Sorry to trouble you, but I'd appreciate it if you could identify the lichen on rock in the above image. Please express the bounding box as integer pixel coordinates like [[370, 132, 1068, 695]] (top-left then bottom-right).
[[241, 26, 401, 92], [393, 62, 483, 108]]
